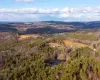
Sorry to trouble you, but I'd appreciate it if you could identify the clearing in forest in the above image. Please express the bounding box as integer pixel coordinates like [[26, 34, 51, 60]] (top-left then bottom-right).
[[63, 40, 90, 48], [18, 34, 40, 40]]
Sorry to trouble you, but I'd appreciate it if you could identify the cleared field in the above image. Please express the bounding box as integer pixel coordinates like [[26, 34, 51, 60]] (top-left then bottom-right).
[[63, 40, 90, 48], [18, 34, 40, 40]]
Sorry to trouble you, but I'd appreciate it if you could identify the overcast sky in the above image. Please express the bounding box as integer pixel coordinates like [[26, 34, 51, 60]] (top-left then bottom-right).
[[0, 0, 100, 22]]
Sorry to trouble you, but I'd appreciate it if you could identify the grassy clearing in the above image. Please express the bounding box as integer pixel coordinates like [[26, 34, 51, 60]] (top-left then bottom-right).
[[63, 40, 90, 48], [18, 34, 40, 40]]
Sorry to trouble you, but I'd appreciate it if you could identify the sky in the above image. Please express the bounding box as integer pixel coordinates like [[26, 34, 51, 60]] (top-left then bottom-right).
[[0, 0, 100, 22]]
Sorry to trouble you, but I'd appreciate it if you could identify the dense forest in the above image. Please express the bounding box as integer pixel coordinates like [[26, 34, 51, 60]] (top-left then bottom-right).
[[0, 30, 100, 80]]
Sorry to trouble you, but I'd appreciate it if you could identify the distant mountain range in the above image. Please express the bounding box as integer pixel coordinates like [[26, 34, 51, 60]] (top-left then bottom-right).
[[0, 21, 100, 34], [45, 21, 100, 29]]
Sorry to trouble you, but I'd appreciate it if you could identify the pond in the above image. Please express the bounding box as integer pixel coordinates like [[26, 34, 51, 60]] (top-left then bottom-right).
[[48, 60, 65, 66]]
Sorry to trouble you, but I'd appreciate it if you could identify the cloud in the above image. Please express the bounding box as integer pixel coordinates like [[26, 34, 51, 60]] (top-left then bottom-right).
[[0, 7, 100, 21], [16, 0, 35, 3], [58, 7, 100, 20]]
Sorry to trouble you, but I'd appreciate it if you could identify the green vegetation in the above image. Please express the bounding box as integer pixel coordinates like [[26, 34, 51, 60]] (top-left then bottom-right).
[[69, 47, 95, 59], [66, 32, 98, 41], [0, 31, 100, 80]]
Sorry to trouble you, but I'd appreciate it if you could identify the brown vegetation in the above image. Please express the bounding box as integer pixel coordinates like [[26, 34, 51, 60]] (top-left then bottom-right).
[[63, 40, 90, 48], [18, 34, 40, 40]]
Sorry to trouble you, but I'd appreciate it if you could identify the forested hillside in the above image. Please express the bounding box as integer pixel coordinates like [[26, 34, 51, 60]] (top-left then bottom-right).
[[0, 30, 100, 80]]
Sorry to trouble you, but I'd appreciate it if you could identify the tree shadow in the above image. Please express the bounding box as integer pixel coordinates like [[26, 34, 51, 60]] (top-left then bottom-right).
[[0, 24, 17, 32]]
